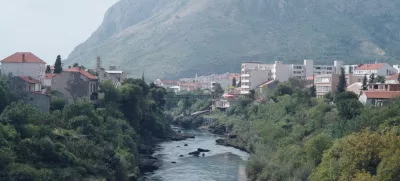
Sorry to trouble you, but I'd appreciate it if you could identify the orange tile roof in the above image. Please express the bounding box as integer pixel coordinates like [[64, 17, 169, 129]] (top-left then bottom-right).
[[364, 91, 400, 99], [355, 63, 385, 70], [65, 67, 98, 80], [1, 52, 46, 64], [18, 76, 40, 84], [387, 73, 399, 80], [45, 73, 57, 79]]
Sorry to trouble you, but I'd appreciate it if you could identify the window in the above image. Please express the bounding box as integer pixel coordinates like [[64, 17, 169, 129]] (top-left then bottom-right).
[[327, 67, 332, 70]]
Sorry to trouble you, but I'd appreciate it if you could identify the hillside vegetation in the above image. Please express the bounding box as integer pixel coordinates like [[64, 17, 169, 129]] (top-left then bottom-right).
[[66, 0, 400, 79], [0, 75, 170, 181], [208, 78, 400, 181]]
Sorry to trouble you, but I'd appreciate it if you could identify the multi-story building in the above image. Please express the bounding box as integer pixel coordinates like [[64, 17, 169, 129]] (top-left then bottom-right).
[[353, 63, 397, 77], [314, 74, 339, 98], [98, 66, 127, 88], [240, 62, 273, 94], [1, 52, 46, 84], [342, 64, 360, 74], [240, 60, 344, 94]]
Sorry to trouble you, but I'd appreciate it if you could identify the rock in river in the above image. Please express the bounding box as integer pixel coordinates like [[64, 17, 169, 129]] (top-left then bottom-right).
[[197, 148, 210, 152], [189, 151, 201, 156]]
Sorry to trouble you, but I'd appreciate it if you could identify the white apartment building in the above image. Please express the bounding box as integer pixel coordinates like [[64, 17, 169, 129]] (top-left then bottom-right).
[[240, 60, 343, 94], [1, 52, 46, 84], [353, 63, 397, 77], [240, 62, 272, 94], [342, 64, 360, 74]]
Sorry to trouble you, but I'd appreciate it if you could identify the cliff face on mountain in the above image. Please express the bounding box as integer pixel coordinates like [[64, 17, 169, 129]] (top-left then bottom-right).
[[65, 0, 400, 79]]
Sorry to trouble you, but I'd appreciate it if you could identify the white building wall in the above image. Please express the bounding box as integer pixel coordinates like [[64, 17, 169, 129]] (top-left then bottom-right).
[[43, 78, 52, 87], [304, 59, 314, 76], [272, 61, 291, 81], [1, 62, 46, 84], [393, 65, 400, 73], [376, 64, 397, 76]]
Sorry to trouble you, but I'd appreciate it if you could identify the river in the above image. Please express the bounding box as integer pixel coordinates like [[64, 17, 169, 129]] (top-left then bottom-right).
[[140, 126, 250, 181]]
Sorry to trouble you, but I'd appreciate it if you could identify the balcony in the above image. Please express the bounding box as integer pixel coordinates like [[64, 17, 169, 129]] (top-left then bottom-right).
[[241, 74, 250, 77], [241, 85, 250, 89], [241, 79, 250, 83]]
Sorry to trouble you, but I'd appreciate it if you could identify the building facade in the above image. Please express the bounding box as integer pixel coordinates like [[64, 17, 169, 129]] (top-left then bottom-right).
[[359, 83, 400, 106], [353, 63, 397, 77], [314, 74, 339, 98], [51, 67, 99, 102], [1, 52, 46, 84], [98, 66, 127, 87]]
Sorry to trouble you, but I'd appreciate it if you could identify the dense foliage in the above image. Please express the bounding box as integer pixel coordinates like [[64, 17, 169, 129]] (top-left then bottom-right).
[[209, 78, 400, 181], [0, 77, 170, 180]]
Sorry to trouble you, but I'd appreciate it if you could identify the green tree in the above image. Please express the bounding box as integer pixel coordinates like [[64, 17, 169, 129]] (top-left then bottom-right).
[[362, 74, 368, 90], [369, 73, 375, 84], [309, 85, 316, 97], [335, 91, 362, 119], [376, 75, 385, 83], [53, 55, 62, 74], [212, 83, 224, 97], [72, 63, 79, 67], [232, 77, 237, 87], [336, 67, 346, 93], [45, 65, 51, 74]]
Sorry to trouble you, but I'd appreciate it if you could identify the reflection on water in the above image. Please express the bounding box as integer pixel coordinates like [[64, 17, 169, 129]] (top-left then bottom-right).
[[140, 127, 249, 181]]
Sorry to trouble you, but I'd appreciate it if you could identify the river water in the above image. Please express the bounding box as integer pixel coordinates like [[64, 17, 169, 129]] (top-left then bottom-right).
[[140, 127, 250, 181]]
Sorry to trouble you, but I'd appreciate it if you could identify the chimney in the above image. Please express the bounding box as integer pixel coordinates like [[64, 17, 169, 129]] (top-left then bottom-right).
[[96, 56, 101, 70], [22, 54, 25, 62]]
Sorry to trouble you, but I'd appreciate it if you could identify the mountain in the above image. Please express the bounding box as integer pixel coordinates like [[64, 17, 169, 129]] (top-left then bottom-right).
[[65, 0, 400, 80]]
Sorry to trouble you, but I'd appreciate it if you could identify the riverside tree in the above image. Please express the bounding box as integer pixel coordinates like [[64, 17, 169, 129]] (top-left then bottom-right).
[[53, 55, 62, 74]]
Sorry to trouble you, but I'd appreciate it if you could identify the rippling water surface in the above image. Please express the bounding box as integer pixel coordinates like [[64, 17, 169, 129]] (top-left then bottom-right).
[[140, 127, 249, 181]]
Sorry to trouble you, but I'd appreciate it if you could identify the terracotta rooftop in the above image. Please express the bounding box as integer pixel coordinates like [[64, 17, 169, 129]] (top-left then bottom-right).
[[387, 73, 399, 80], [45, 73, 57, 79], [18, 76, 40, 84], [65, 67, 98, 80], [1, 52, 46, 64], [364, 91, 400, 99], [355, 63, 385, 70]]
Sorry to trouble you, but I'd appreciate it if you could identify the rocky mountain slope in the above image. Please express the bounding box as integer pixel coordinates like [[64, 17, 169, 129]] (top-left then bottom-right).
[[65, 0, 400, 79]]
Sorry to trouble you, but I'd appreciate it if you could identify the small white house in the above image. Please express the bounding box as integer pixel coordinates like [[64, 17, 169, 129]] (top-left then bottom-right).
[[1, 52, 46, 84]]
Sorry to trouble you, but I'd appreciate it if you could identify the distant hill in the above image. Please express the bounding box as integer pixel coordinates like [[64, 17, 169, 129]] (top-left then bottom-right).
[[65, 0, 400, 80]]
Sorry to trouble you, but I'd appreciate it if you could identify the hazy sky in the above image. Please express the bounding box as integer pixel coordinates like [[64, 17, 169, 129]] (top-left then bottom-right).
[[0, 0, 118, 64]]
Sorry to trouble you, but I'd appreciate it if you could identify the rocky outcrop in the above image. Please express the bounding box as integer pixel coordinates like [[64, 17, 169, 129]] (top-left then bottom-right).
[[66, 0, 400, 80]]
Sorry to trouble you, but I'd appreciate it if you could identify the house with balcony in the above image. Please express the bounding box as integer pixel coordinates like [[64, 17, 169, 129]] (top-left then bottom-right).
[[353, 63, 397, 78], [51, 67, 99, 103], [314, 74, 339, 98], [359, 83, 400, 106], [1, 52, 46, 85], [240, 62, 272, 94]]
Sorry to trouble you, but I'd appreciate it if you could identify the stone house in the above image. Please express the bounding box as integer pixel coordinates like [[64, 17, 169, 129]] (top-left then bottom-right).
[[1, 52, 46, 84], [9, 76, 50, 112], [51, 67, 99, 102]]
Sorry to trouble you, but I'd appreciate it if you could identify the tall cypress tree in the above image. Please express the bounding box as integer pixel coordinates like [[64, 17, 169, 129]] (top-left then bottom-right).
[[369, 73, 375, 83], [54, 55, 62, 74], [361, 75, 368, 90], [336, 67, 346, 93], [141, 72, 145, 82], [45, 65, 51, 74], [232, 77, 237, 87]]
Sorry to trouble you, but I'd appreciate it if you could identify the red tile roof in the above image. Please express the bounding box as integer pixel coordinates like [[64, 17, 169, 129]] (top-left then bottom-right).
[[45, 73, 57, 79], [364, 91, 400, 99], [18, 76, 40, 84], [355, 63, 385, 70], [65, 67, 98, 80], [1, 52, 46, 64], [387, 73, 399, 80]]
